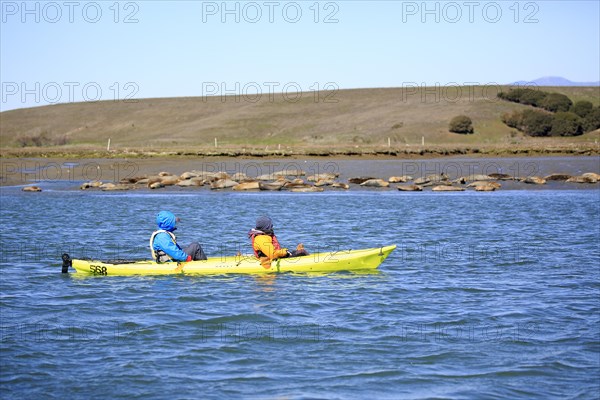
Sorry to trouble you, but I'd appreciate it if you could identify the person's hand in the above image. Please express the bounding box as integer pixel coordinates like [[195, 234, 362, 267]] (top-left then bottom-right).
[[186, 255, 192, 262], [274, 249, 289, 259]]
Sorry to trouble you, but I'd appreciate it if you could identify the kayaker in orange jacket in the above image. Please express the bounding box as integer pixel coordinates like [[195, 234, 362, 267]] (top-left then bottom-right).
[[248, 216, 309, 268]]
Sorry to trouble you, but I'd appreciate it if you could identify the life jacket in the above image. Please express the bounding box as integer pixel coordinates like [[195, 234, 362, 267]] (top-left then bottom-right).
[[250, 233, 281, 258], [150, 230, 177, 263]]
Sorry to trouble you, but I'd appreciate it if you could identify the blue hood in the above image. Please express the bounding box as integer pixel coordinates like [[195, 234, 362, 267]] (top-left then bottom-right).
[[156, 211, 177, 232]]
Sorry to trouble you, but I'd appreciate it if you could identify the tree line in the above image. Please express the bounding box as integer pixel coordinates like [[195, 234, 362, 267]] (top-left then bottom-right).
[[498, 88, 600, 137]]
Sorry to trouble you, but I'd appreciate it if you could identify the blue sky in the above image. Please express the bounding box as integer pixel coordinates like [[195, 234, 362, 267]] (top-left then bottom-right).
[[1, 0, 599, 110]]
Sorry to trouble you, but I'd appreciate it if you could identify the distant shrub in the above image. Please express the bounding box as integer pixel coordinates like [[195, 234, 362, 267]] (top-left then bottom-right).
[[53, 135, 69, 146], [497, 88, 547, 107], [498, 89, 521, 102], [519, 89, 548, 107], [501, 111, 523, 129], [550, 112, 583, 136], [582, 107, 600, 132], [16, 132, 47, 147], [571, 100, 594, 118], [498, 88, 575, 113], [520, 109, 553, 137], [15, 131, 68, 147], [540, 93, 573, 112], [449, 115, 474, 134], [352, 135, 371, 144]]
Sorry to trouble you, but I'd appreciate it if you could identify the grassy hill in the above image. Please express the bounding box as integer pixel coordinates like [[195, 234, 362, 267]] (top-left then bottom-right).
[[1, 86, 599, 157]]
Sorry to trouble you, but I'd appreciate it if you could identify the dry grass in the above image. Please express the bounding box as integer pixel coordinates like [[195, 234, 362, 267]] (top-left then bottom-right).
[[1, 86, 599, 156]]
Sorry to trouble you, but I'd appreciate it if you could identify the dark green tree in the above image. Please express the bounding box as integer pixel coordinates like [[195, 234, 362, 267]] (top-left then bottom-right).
[[497, 88, 548, 106], [571, 100, 594, 118], [449, 115, 474, 134], [540, 93, 573, 112], [550, 112, 583, 136], [519, 89, 548, 107], [520, 109, 553, 137], [582, 107, 600, 132], [501, 110, 523, 129], [498, 89, 522, 102]]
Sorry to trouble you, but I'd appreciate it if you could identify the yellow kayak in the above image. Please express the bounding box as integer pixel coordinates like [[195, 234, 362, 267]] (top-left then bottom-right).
[[63, 245, 396, 276]]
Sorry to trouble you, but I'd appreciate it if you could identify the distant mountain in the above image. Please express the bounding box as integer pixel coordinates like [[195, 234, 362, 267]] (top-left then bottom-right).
[[511, 76, 600, 86]]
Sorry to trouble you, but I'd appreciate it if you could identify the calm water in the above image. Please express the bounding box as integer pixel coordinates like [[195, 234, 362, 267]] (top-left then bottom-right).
[[1, 188, 599, 399]]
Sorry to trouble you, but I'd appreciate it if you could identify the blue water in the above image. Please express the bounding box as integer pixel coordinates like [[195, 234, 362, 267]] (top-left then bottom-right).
[[1, 189, 599, 399]]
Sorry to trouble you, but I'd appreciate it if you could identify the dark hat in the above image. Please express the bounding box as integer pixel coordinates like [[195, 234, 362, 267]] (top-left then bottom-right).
[[256, 216, 273, 232]]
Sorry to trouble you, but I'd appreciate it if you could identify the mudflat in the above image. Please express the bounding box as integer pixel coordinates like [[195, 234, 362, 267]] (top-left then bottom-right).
[[2, 155, 599, 190]]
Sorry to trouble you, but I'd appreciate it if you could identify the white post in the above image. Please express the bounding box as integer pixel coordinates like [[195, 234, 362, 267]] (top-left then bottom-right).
[[388, 137, 391, 147], [421, 136, 425, 146], [107, 138, 111, 151]]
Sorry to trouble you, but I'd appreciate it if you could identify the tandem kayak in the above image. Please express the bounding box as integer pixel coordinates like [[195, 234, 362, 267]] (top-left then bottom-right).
[[62, 245, 396, 276]]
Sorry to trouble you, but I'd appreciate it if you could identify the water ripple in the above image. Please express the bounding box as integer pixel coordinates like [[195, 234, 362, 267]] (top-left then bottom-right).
[[1, 190, 598, 399]]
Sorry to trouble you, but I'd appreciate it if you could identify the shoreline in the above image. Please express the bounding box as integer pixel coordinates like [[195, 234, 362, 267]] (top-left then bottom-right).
[[1, 143, 599, 160], [1, 154, 599, 191]]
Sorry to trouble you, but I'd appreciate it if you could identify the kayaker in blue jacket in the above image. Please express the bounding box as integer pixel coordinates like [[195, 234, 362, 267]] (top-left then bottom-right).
[[150, 211, 207, 262]]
